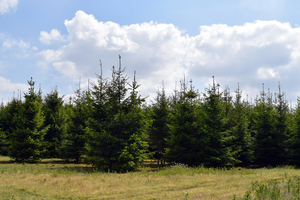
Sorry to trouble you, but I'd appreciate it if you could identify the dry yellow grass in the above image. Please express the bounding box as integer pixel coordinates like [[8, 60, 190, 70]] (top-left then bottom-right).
[[0, 157, 299, 199]]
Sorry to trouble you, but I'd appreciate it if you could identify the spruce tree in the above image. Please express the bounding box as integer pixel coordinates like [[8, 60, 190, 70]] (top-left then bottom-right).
[[0, 129, 6, 156], [253, 84, 277, 166], [0, 102, 7, 155], [165, 78, 201, 166], [84, 61, 110, 168], [231, 84, 254, 165], [273, 83, 289, 165], [148, 82, 170, 164], [43, 87, 67, 158], [200, 77, 238, 167], [290, 97, 300, 166], [62, 81, 90, 162], [85, 57, 149, 172], [0, 98, 22, 156], [8, 78, 49, 163], [0, 102, 8, 156]]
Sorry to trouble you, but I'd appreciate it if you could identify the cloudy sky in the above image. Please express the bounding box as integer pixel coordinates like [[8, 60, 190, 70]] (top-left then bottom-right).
[[1, 0, 300, 104]]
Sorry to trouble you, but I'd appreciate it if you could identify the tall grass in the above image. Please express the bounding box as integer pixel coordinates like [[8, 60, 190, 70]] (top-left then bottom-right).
[[234, 175, 300, 199], [1, 156, 300, 199]]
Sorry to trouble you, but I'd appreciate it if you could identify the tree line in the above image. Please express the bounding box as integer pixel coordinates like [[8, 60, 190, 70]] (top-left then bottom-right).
[[1, 56, 300, 172]]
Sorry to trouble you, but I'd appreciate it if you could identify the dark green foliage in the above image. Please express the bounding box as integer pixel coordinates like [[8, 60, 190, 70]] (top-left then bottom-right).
[[200, 79, 238, 167], [8, 77, 49, 163], [84, 63, 108, 165], [61, 83, 90, 163], [273, 83, 289, 165], [231, 85, 254, 166], [85, 58, 150, 172], [0, 98, 22, 156], [0, 102, 8, 155], [165, 79, 202, 166], [148, 83, 170, 164], [253, 85, 280, 166], [0, 129, 6, 155], [290, 97, 300, 166], [2, 57, 300, 167], [43, 87, 67, 158]]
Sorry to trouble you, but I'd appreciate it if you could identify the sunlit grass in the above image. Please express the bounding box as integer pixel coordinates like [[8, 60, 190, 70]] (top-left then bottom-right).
[[0, 155, 11, 162], [0, 157, 300, 199]]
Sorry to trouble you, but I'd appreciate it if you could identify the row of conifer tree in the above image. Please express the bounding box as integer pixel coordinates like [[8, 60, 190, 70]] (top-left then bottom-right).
[[1, 56, 300, 172]]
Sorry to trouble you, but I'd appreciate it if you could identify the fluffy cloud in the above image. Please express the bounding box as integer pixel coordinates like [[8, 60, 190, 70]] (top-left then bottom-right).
[[0, 76, 27, 105], [53, 61, 79, 79], [0, 0, 18, 14], [0, 76, 27, 92], [2, 39, 30, 50], [38, 10, 300, 102], [39, 29, 65, 45]]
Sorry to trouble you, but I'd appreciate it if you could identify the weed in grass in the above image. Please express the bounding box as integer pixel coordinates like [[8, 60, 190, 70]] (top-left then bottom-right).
[[185, 192, 189, 199], [235, 176, 300, 199]]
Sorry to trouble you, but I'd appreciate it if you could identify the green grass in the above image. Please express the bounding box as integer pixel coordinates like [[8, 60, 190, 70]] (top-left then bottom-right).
[[1, 156, 300, 199], [234, 176, 300, 199]]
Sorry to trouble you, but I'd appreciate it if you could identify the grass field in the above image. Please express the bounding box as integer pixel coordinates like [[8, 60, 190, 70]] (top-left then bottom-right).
[[1, 156, 300, 199]]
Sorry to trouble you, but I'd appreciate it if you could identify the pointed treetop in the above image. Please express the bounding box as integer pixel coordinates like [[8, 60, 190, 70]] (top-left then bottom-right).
[[119, 55, 121, 72], [99, 59, 103, 79]]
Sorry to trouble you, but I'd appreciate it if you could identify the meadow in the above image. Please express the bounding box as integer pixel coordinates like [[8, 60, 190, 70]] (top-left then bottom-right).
[[1, 156, 300, 199]]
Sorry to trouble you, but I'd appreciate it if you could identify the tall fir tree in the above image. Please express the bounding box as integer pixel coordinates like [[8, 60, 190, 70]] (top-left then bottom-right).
[[231, 84, 254, 165], [0, 101, 7, 155], [85, 57, 150, 172], [290, 97, 300, 166], [8, 78, 49, 163], [148, 82, 170, 164], [62, 80, 90, 162], [200, 77, 238, 167], [84, 60, 109, 165], [273, 83, 289, 165], [165, 78, 202, 166], [43, 87, 67, 158], [0, 98, 22, 156], [253, 84, 278, 166]]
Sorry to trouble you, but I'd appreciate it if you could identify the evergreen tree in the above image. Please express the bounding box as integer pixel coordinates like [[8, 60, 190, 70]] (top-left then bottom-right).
[[0, 101, 7, 155], [0, 98, 22, 156], [85, 57, 150, 172], [8, 78, 49, 163], [43, 87, 67, 158], [0, 129, 6, 156], [62, 81, 90, 162], [253, 84, 278, 166], [84, 61, 109, 167], [273, 83, 289, 165], [165, 78, 201, 166], [148, 82, 170, 164], [290, 97, 300, 166], [200, 77, 238, 167], [231, 84, 254, 165]]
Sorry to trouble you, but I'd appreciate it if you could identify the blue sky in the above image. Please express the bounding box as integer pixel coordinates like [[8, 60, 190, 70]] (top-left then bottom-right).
[[1, 0, 300, 105]]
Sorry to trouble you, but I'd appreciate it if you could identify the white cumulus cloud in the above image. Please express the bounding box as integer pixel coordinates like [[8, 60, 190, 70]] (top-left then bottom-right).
[[38, 10, 300, 102], [39, 29, 65, 45], [53, 61, 79, 79], [0, 0, 18, 14]]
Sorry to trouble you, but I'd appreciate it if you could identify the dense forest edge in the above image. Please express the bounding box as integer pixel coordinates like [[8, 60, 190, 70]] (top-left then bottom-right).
[[1, 55, 300, 173]]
